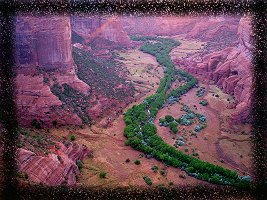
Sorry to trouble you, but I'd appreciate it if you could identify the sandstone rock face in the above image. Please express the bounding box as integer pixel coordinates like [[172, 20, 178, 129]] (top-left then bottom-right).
[[15, 74, 84, 127], [15, 16, 74, 73], [71, 16, 132, 47], [15, 16, 92, 127], [18, 142, 90, 186], [122, 16, 239, 41], [173, 17, 252, 123]]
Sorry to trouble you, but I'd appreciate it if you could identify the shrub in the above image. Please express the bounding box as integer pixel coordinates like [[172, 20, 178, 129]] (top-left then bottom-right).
[[134, 159, 141, 165], [99, 171, 107, 179], [152, 165, 159, 173], [165, 115, 175, 123], [169, 182, 174, 186], [57, 155, 62, 162], [125, 158, 130, 163], [199, 100, 208, 106], [31, 119, 41, 129], [70, 135, 76, 141], [160, 170, 167, 176], [143, 175, 153, 185], [52, 120, 58, 127], [76, 160, 83, 171]]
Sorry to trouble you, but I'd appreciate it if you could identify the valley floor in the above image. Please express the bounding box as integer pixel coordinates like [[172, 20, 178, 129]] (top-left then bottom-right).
[[49, 36, 252, 188]]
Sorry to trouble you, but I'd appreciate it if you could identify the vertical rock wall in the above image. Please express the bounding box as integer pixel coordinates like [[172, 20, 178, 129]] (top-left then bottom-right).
[[15, 16, 74, 72]]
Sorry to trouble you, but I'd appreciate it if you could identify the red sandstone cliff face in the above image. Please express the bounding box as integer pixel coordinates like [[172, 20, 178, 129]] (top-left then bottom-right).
[[18, 142, 91, 185], [16, 16, 74, 72], [122, 16, 239, 42], [173, 17, 252, 123], [71, 16, 132, 48], [15, 16, 92, 127], [15, 16, 134, 128]]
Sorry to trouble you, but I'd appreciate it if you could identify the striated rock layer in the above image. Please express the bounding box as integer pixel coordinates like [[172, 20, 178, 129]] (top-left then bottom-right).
[[71, 16, 132, 48], [15, 16, 74, 73], [172, 17, 252, 123], [18, 142, 91, 186]]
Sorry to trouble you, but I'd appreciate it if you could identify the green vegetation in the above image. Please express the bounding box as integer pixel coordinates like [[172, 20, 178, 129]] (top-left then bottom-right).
[[196, 87, 205, 97], [143, 175, 153, 185], [124, 36, 250, 188], [134, 159, 141, 165], [160, 169, 167, 176], [76, 160, 83, 171], [52, 120, 57, 127], [51, 83, 91, 124], [70, 135, 76, 141], [159, 115, 178, 134], [73, 47, 134, 100], [31, 119, 41, 129], [199, 100, 209, 106], [152, 165, 159, 173], [99, 171, 107, 179]]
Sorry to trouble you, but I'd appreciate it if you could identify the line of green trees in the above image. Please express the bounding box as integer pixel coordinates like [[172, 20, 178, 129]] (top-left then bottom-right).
[[124, 36, 249, 188]]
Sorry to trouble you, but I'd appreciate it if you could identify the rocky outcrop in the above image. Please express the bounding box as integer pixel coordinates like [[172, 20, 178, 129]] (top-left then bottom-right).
[[71, 16, 132, 48], [15, 16, 74, 73], [15, 16, 92, 127], [15, 73, 92, 127], [18, 142, 91, 185], [173, 17, 252, 123], [122, 16, 239, 41]]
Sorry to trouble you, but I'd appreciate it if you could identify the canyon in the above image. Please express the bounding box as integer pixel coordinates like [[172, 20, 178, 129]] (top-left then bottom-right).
[[13, 15, 252, 186]]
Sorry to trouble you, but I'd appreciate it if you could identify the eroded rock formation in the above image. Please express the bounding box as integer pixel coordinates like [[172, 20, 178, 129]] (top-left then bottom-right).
[[71, 16, 132, 48], [18, 142, 91, 185], [16, 16, 74, 73], [173, 17, 252, 123]]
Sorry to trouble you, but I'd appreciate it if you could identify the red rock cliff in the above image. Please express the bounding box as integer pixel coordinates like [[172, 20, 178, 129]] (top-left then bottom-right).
[[15, 16, 91, 127], [71, 16, 132, 47], [173, 17, 252, 123], [16, 16, 74, 72]]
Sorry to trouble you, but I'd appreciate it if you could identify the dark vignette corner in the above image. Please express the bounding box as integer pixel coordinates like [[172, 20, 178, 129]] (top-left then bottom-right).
[[0, 0, 266, 199]]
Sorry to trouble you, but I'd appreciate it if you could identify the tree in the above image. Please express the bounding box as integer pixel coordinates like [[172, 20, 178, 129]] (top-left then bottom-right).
[[165, 115, 174, 123]]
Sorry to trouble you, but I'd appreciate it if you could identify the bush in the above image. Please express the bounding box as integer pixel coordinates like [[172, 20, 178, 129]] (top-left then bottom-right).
[[76, 160, 83, 171], [160, 170, 167, 176], [134, 159, 141, 165], [99, 171, 107, 179], [52, 120, 58, 127], [70, 135, 76, 141], [199, 100, 208, 106], [31, 119, 41, 129], [143, 175, 153, 185], [152, 165, 159, 173], [165, 115, 175, 123]]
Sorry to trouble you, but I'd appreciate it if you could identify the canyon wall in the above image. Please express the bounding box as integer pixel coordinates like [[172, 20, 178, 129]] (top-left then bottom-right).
[[16, 16, 74, 73], [15, 16, 91, 127], [173, 17, 252, 123], [122, 16, 239, 43], [18, 142, 91, 185], [71, 16, 132, 48]]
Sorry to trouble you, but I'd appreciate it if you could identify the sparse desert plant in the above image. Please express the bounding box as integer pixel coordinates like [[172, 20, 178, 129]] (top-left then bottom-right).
[[52, 120, 58, 127], [199, 100, 208, 106], [134, 159, 141, 165], [70, 135, 76, 141], [152, 165, 159, 173], [76, 160, 83, 171], [160, 169, 167, 176], [143, 175, 153, 185], [99, 171, 107, 179], [31, 119, 41, 129]]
